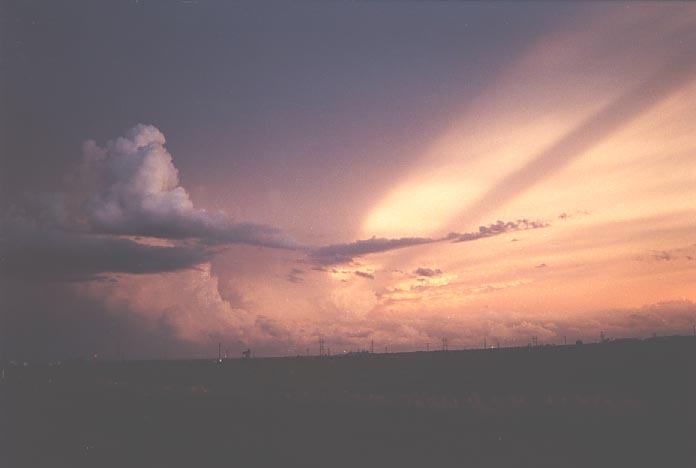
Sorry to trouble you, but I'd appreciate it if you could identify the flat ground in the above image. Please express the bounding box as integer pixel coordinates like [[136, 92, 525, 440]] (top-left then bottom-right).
[[2, 337, 695, 467]]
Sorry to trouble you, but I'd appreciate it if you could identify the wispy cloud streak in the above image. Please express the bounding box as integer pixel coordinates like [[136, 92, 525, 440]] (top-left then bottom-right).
[[310, 218, 550, 264]]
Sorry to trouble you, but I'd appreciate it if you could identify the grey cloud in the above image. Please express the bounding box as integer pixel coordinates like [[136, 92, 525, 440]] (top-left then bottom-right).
[[0, 125, 303, 282], [8, 125, 557, 280], [0, 222, 212, 282], [447, 219, 548, 243], [254, 315, 291, 341], [414, 267, 442, 277], [309, 218, 551, 265], [652, 251, 675, 261], [354, 270, 375, 280], [558, 210, 589, 221], [311, 236, 434, 265], [286, 268, 305, 283], [74, 125, 300, 250], [635, 246, 696, 262]]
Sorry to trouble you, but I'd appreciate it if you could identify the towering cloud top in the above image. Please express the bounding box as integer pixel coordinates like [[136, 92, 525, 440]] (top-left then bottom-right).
[[80, 124, 299, 249], [1, 125, 304, 282]]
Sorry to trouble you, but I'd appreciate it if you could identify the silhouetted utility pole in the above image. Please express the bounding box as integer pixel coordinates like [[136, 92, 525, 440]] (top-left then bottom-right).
[[564, 336, 567, 345], [442, 337, 448, 352], [371, 339, 374, 354], [484, 336, 487, 349], [600, 331, 606, 343], [319, 337, 325, 357], [306, 348, 309, 357], [218, 342, 221, 362]]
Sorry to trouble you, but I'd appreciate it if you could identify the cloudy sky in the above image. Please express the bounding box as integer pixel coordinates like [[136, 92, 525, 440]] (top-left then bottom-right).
[[2, 1, 696, 360]]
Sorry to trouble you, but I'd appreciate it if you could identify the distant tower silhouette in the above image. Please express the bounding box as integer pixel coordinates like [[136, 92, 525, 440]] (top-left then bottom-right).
[[371, 340, 374, 354], [218, 342, 221, 362], [319, 337, 325, 357]]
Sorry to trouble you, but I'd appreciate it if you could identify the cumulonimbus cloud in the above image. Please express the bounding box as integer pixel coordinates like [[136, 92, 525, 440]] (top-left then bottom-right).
[[2, 124, 554, 281], [1, 124, 303, 281], [79, 124, 300, 249]]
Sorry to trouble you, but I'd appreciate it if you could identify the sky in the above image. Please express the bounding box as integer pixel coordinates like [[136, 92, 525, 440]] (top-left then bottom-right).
[[2, 1, 696, 360]]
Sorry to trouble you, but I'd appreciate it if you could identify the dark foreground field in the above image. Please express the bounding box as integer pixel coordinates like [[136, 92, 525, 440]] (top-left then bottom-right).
[[2, 337, 695, 467]]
